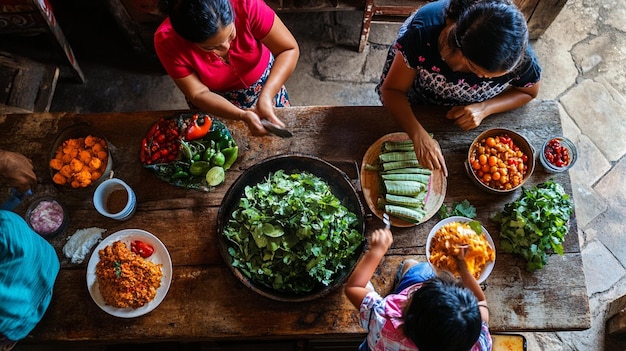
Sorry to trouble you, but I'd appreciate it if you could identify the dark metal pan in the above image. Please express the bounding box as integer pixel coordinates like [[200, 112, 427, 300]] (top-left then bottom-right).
[[217, 153, 365, 302]]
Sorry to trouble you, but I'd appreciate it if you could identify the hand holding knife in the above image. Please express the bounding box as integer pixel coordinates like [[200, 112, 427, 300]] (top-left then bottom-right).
[[261, 119, 293, 138]]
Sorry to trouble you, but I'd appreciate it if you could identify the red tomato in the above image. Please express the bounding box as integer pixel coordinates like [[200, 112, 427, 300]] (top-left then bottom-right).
[[131, 240, 154, 258]]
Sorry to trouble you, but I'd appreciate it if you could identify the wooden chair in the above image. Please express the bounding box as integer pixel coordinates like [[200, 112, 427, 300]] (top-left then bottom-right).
[[0, 0, 84, 83], [358, 0, 430, 52], [357, 0, 568, 53]]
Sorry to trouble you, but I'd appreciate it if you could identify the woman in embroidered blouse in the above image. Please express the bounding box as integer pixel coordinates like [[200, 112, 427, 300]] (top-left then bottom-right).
[[377, 0, 542, 176], [155, 0, 299, 136]]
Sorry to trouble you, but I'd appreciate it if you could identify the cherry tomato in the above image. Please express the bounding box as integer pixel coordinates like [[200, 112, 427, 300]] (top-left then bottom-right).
[[544, 138, 570, 168], [131, 240, 154, 258], [478, 154, 488, 165]]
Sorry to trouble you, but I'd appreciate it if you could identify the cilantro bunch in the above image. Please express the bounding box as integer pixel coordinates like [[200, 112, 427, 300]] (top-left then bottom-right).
[[438, 199, 477, 219], [223, 170, 363, 295], [492, 180, 573, 272]]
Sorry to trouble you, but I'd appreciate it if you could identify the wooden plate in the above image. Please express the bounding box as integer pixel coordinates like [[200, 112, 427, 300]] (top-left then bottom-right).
[[360, 132, 447, 227]]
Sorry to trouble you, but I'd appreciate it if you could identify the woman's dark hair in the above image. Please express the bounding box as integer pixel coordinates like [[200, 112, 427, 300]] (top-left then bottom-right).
[[158, 0, 234, 43], [402, 271, 482, 351], [446, 0, 528, 72]]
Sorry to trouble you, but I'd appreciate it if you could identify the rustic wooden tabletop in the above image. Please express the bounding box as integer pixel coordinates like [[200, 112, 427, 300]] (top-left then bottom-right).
[[0, 99, 590, 343]]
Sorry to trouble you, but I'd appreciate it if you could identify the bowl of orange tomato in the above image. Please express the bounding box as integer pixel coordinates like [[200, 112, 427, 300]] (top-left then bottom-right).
[[466, 128, 535, 194], [49, 123, 113, 195]]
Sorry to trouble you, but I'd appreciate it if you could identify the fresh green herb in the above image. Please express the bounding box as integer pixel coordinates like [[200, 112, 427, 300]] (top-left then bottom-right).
[[438, 200, 477, 219], [492, 180, 573, 272], [223, 170, 363, 295], [114, 261, 122, 278]]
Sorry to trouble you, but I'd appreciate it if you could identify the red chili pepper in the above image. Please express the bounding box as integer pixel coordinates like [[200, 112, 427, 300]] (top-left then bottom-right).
[[185, 114, 212, 140], [131, 240, 154, 258]]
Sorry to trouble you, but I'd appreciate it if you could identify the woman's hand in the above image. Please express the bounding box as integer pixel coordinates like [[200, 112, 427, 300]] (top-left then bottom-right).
[[0, 150, 37, 192], [411, 132, 448, 177], [239, 110, 270, 137], [251, 95, 287, 129], [445, 103, 487, 130]]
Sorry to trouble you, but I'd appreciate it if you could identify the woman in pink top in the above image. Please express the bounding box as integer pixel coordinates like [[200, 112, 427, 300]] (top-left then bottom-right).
[[155, 0, 299, 136]]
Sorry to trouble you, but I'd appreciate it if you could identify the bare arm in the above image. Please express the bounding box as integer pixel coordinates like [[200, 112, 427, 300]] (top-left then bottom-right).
[[456, 252, 489, 323], [173, 73, 267, 136], [0, 149, 37, 192], [446, 81, 541, 130], [255, 14, 300, 127], [380, 53, 448, 176], [345, 228, 393, 308]]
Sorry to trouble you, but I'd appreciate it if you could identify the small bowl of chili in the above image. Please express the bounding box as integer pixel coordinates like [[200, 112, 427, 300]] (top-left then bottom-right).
[[539, 136, 577, 173]]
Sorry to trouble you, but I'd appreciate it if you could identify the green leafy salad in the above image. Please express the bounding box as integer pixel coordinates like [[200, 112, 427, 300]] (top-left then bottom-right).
[[492, 180, 573, 272], [222, 170, 364, 295]]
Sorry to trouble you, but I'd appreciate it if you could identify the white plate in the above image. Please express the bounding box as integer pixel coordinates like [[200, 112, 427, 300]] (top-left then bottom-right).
[[86, 229, 173, 318], [425, 216, 495, 284]]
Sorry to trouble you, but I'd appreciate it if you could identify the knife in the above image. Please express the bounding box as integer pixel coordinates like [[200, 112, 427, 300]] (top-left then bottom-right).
[[261, 119, 293, 138]]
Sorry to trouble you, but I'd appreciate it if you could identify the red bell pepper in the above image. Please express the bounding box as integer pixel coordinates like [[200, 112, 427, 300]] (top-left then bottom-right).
[[185, 114, 212, 140]]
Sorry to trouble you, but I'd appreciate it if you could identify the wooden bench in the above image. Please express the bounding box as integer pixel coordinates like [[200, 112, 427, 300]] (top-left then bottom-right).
[[0, 51, 59, 112]]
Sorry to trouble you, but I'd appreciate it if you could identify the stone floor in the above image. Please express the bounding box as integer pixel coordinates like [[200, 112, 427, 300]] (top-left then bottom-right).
[[5, 0, 626, 349]]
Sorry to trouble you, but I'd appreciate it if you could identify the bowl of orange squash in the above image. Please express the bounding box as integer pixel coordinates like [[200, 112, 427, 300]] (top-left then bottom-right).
[[49, 123, 113, 195]]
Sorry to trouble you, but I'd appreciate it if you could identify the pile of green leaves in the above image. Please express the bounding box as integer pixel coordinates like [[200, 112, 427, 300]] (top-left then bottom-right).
[[492, 180, 573, 272], [223, 170, 364, 295], [438, 199, 477, 219]]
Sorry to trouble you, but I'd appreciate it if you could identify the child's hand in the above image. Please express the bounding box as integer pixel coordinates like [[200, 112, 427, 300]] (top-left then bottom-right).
[[369, 228, 393, 255], [454, 246, 470, 273]]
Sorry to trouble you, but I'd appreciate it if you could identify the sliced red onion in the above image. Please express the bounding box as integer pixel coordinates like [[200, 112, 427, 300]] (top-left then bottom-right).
[[29, 200, 64, 235]]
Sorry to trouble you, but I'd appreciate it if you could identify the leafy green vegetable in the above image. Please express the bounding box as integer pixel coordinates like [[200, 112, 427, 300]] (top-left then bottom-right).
[[492, 180, 573, 272], [223, 170, 364, 295], [438, 200, 477, 219]]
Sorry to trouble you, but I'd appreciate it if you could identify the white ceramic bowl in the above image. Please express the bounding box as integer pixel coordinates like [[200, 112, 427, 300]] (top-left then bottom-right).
[[426, 216, 495, 284]]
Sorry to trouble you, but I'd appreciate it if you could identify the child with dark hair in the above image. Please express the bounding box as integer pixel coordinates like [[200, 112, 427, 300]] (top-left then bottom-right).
[[345, 228, 491, 351], [155, 0, 299, 136], [377, 0, 542, 177]]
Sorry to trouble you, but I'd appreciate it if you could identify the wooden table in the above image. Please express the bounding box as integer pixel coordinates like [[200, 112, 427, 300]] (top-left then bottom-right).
[[0, 99, 590, 344]]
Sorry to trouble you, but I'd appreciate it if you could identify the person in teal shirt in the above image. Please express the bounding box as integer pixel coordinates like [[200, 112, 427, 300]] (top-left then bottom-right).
[[0, 149, 59, 350]]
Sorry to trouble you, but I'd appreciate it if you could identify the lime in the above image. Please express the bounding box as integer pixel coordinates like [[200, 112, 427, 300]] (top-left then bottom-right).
[[206, 166, 225, 186], [189, 161, 211, 176], [211, 152, 225, 167]]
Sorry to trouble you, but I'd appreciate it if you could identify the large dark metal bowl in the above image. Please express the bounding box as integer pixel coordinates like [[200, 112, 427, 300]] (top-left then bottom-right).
[[217, 153, 366, 302]]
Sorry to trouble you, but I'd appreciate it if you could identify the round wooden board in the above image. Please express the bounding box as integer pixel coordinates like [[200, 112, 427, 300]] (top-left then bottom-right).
[[360, 132, 447, 227]]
